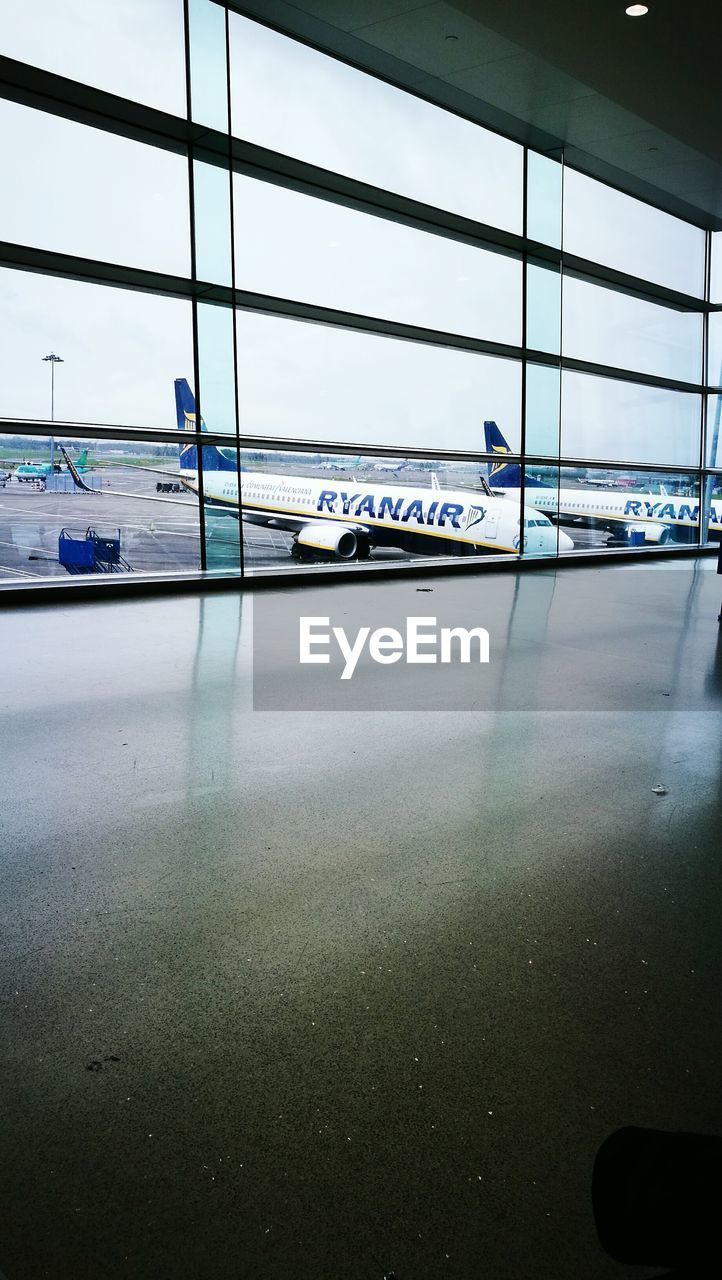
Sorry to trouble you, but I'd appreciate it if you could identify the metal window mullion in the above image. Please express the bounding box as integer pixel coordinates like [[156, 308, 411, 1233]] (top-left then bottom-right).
[[184, 0, 207, 573], [225, 3, 245, 579]]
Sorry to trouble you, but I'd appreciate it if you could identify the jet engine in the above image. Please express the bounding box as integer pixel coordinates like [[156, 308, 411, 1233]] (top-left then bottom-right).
[[294, 523, 358, 558]]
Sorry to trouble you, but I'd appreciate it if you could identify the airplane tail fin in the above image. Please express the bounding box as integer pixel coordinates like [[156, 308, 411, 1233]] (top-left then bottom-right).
[[484, 420, 522, 487], [175, 378, 237, 474], [175, 377, 202, 432], [76, 448, 88, 469], [483, 420, 549, 489]]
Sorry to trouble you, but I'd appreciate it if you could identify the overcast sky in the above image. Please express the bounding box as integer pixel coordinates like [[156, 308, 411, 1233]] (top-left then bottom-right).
[[0, 1, 714, 466]]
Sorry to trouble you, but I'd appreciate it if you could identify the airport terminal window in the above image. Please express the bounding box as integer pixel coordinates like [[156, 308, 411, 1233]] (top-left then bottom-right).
[[239, 446, 523, 573], [525, 363, 561, 458], [711, 234, 722, 304], [0, 100, 190, 278], [194, 161, 233, 288], [519, 467, 562, 559], [235, 310, 522, 452], [0, 268, 193, 429], [0, 3, 715, 588], [563, 275, 703, 385], [228, 13, 523, 234], [0, 433, 201, 582], [0, 0, 186, 117], [526, 260, 561, 355], [197, 302, 237, 436], [204, 495, 242, 573], [526, 151, 562, 250], [559, 372, 701, 469], [188, 0, 229, 132], [707, 398, 722, 469], [707, 312, 722, 389], [550, 466, 701, 552], [233, 175, 522, 346], [563, 168, 706, 298], [701, 473, 722, 543]]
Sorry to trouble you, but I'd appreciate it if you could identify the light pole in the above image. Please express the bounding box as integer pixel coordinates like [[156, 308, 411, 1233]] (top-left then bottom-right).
[[42, 352, 64, 472]]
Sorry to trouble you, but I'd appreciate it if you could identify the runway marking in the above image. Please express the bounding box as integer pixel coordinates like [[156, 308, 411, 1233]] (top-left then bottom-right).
[[0, 562, 39, 578], [0, 537, 52, 556]]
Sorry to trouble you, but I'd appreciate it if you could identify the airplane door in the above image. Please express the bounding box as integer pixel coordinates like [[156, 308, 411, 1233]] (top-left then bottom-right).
[[485, 510, 499, 539]]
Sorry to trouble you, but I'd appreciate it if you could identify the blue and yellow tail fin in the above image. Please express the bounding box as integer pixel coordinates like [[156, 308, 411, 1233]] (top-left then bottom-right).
[[175, 378, 237, 473], [484, 420, 522, 486]]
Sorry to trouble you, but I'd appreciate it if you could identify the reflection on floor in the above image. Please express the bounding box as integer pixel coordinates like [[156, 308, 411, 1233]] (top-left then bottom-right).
[[0, 560, 720, 1279]]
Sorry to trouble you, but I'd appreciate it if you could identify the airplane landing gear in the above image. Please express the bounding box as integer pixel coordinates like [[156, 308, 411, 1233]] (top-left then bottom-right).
[[291, 541, 314, 562]]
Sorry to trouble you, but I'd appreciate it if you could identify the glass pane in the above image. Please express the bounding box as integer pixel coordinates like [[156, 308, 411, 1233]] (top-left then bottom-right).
[[233, 176, 521, 344], [228, 14, 523, 234], [0, 0, 186, 117], [701, 474, 721, 544], [238, 446, 528, 573], [563, 276, 703, 384], [235, 311, 521, 451], [525, 363, 560, 457], [0, 101, 190, 277], [519, 466, 563, 557], [708, 312, 722, 389], [188, 0, 228, 131], [197, 304, 236, 433], [527, 151, 562, 249], [0, 268, 192, 428], [195, 161, 232, 286], [707, 396, 722, 469], [0, 432, 200, 581], [203, 500, 242, 572], [500, 466, 700, 553], [559, 372, 700, 467], [527, 260, 561, 354], [564, 168, 705, 297], [711, 234, 722, 305]]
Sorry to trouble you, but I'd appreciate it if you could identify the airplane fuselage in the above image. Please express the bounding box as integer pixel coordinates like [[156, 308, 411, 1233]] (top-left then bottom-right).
[[496, 486, 722, 543], [182, 467, 562, 557]]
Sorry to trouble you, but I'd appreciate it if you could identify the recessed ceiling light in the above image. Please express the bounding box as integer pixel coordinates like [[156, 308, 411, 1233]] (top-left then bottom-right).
[[625, 4, 649, 15]]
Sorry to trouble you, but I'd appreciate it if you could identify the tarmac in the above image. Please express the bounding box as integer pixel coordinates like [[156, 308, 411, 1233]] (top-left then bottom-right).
[[0, 464, 612, 583]]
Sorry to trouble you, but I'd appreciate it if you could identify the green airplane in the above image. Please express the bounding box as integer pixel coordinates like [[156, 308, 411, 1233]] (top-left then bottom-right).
[[14, 449, 90, 481]]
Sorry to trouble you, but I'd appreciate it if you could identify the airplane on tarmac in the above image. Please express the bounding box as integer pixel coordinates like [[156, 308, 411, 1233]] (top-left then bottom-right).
[[13, 449, 91, 481], [372, 459, 408, 473], [484, 422, 722, 545], [61, 379, 572, 561]]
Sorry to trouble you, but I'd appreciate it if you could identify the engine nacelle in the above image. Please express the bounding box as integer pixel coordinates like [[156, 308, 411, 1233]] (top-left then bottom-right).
[[295, 523, 358, 558]]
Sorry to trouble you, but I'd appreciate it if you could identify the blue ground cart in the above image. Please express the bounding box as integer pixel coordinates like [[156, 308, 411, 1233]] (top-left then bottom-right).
[[58, 527, 132, 574]]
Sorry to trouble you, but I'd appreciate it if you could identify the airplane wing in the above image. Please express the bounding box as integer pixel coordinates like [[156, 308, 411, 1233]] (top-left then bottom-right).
[[246, 507, 372, 536], [112, 461, 189, 478]]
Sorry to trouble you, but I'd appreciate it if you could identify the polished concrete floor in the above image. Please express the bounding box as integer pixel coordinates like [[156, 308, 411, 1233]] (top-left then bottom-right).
[[0, 560, 720, 1280]]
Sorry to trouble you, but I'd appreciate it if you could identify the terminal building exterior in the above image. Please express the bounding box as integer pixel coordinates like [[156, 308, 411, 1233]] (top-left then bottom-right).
[[1, 4, 720, 1279]]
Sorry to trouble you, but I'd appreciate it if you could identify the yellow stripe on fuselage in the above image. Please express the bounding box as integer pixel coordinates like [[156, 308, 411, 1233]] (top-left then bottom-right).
[[187, 481, 520, 554]]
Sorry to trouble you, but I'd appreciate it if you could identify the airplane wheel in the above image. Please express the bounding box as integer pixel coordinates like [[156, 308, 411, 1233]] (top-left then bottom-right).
[[291, 542, 312, 561], [355, 540, 371, 560]]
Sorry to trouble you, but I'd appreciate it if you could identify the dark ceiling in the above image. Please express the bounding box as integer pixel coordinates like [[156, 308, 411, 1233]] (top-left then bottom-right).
[[240, 0, 722, 227]]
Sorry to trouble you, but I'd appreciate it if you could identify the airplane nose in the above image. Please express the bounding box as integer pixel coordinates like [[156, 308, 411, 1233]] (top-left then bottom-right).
[[558, 530, 575, 552]]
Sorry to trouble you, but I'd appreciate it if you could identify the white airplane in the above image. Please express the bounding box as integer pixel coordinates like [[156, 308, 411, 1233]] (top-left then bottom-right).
[[484, 422, 722, 545], [62, 380, 572, 561]]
